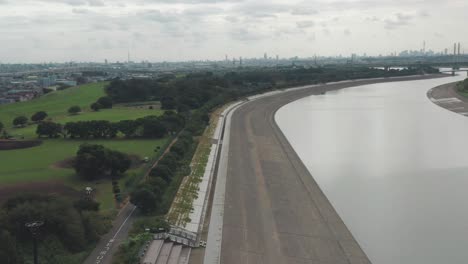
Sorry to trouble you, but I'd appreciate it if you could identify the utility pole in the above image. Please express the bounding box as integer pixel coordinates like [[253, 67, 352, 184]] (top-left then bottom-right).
[[26, 221, 44, 264]]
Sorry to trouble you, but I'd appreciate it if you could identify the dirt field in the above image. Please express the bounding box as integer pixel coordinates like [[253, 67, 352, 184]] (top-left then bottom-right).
[[0, 180, 81, 204], [0, 139, 42, 150]]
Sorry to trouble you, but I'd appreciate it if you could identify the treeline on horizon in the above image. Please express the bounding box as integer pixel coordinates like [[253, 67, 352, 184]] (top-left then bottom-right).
[[106, 66, 439, 113]]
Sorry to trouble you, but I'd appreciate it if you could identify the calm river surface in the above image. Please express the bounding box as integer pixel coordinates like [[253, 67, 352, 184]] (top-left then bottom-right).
[[276, 73, 468, 264]]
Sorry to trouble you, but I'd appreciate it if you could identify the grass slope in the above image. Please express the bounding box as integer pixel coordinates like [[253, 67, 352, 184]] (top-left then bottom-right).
[[0, 83, 106, 128], [0, 82, 168, 210]]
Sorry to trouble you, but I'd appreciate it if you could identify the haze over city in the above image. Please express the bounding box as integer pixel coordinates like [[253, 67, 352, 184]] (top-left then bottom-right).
[[0, 0, 467, 63], [2, 1, 468, 264]]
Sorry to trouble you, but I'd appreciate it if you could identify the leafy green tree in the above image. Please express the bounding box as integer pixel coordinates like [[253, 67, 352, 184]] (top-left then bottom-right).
[[91, 102, 102, 112], [161, 97, 176, 110], [139, 116, 167, 138], [117, 120, 138, 138], [158, 153, 179, 171], [68, 106, 81, 115], [31, 111, 48, 122], [149, 165, 173, 183], [81, 211, 111, 243], [0, 121, 3, 133], [74, 144, 131, 181], [0, 229, 19, 264], [12, 116, 28, 127], [36, 122, 62, 138], [130, 188, 158, 214], [97, 96, 113, 109]]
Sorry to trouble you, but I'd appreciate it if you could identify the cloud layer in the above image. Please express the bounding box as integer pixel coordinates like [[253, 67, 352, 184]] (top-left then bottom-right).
[[0, 0, 466, 62]]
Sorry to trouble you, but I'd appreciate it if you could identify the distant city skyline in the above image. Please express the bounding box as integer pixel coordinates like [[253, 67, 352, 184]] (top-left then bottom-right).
[[0, 0, 467, 63]]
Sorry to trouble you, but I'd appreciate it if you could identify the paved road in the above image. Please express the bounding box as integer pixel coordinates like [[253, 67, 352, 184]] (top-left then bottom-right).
[[428, 81, 468, 115], [220, 75, 448, 264], [83, 203, 136, 264]]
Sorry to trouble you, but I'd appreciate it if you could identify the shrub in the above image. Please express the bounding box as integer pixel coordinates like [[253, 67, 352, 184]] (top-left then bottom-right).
[[12, 116, 27, 127], [31, 111, 48, 122], [68, 105, 81, 115]]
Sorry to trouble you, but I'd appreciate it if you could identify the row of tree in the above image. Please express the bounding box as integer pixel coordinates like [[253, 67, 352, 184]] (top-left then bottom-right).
[[35, 111, 184, 139], [105, 66, 438, 118], [130, 131, 194, 214]]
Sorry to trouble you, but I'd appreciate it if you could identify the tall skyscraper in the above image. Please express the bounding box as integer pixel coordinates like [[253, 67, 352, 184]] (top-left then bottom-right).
[[264, 53, 268, 60]]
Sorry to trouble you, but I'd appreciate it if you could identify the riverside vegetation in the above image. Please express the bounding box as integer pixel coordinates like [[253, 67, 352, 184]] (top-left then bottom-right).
[[0, 65, 437, 263]]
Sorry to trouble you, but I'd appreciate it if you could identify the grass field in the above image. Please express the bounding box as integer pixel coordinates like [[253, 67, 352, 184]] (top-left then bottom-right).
[[0, 82, 168, 210]]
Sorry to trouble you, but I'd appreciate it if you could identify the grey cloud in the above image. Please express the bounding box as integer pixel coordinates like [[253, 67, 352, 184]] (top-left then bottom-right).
[[384, 13, 414, 30], [225, 16, 239, 23], [296, 21, 315, 29], [230, 28, 265, 41], [149, 0, 242, 2], [140, 10, 180, 23], [290, 7, 318, 16], [37, 0, 102, 6], [72, 8, 92, 14], [365, 16, 380, 22]]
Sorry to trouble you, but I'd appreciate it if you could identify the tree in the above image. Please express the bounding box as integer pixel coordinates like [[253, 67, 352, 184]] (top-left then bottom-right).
[[31, 111, 48, 122], [91, 102, 102, 112], [117, 120, 138, 138], [74, 144, 131, 181], [140, 116, 167, 138], [130, 188, 158, 214], [73, 198, 100, 212], [161, 97, 176, 110], [68, 106, 81, 115], [36, 122, 62, 138], [149, 164, 173, 183], [0, 229, 19, 264], [97, 96, 113, 109], [0, 121, 3, 133], [12, 116, 27, 127]]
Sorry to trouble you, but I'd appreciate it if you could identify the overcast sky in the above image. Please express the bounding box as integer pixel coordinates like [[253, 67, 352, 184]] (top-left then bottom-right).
[[0, 0, 466, 63]]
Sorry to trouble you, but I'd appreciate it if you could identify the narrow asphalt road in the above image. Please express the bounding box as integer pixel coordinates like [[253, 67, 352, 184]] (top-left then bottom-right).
[[220, 74, 448, 264], [83, 137, 179, 264], [83, 203, 136, 264]]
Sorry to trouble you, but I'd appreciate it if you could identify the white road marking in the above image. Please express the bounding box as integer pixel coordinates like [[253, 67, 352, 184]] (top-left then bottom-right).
[[93, 206, 136, 264]]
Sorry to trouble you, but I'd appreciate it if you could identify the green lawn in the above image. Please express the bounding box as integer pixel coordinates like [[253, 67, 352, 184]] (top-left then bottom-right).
[[0, 83, 106, 128], [0, 82, 167, 210]]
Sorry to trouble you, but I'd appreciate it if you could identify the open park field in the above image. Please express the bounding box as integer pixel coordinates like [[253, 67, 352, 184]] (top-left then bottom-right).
[[0, 83, 169, 210]]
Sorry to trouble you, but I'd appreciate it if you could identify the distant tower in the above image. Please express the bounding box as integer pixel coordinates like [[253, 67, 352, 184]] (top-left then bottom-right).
[[458, 43, 461, 56], [276, 55, 279, 61], [444, 48, 448, 55], [239, 56, 243, 66], [225, 54, 228, 62], [423, 40, 426, 54], [454, 43, 457, 56], [128, 50, 130, 63], [105, 59, 108, 65], [264, 53, 268, 60]]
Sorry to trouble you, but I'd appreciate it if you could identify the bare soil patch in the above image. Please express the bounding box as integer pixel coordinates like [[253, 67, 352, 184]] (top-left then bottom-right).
[[0, 180, 81, 205], [53, 154, 144, 169], [0, 139, 42, 150]]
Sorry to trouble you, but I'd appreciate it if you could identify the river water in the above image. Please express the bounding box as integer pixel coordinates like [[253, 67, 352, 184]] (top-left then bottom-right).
[[275, 73, 468, 264]]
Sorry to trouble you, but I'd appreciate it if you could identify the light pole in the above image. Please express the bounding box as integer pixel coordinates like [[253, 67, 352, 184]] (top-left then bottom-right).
[[25, 221, 44, 264]]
